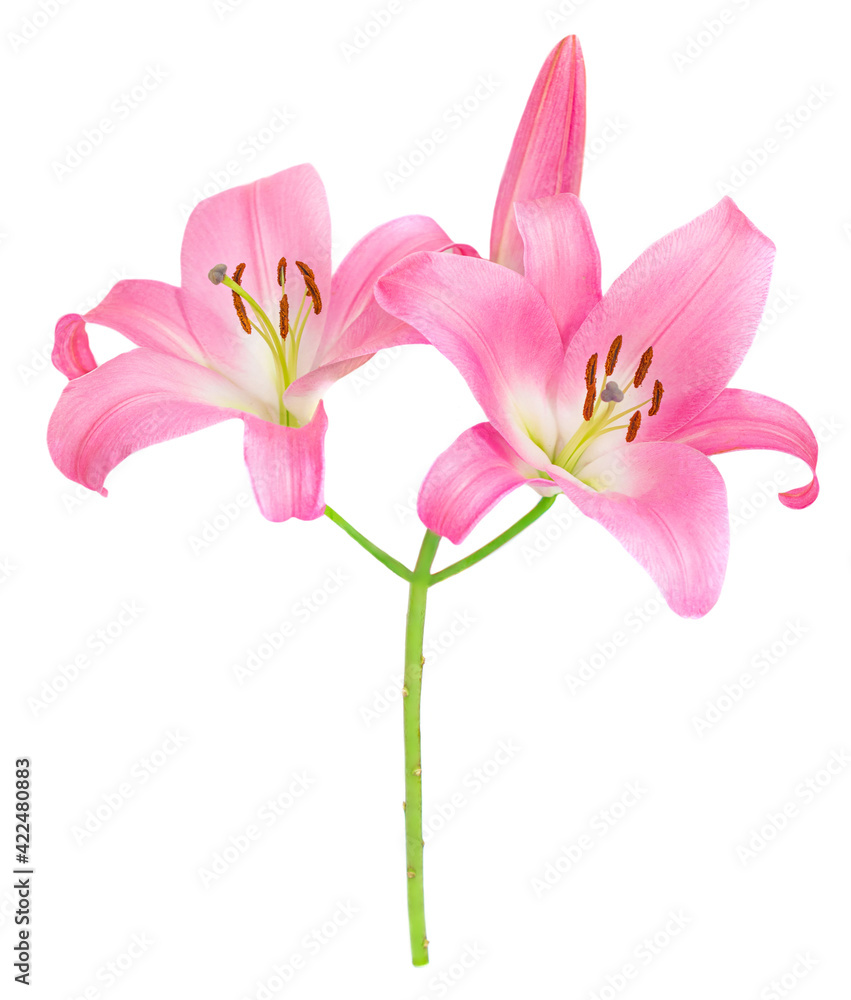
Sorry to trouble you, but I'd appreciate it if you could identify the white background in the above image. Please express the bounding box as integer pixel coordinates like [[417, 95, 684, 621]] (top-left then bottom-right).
[[2, 0, 848, 997]]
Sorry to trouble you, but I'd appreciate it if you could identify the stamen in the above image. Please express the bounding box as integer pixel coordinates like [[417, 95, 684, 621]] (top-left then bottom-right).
[[585, 353, 598, 388], [649, 379, 664, 416], [605, 336, 622, 376], [600, 380, 624, 403], [625, 410, 642, 442], [278, 256, 290, 338], [296, 260, 322, 315], [230, 263, 251, 335], [633, 346, 653, 388], [279, 293, 289, 339], [207, 263, 228, 285], [582, 384, 596, 421]]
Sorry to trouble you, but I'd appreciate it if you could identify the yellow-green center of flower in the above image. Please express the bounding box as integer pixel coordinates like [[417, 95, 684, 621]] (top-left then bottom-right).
[[554, 335, 664, 475], [207, 258, 322, 427]]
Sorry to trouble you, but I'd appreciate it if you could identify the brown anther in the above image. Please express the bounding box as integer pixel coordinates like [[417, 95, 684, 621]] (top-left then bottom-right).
[[230, 263, 251, 334], [585, 352, 598, 388], [633, 346, 653, 388], [279, 293, 289, 339], [649, 379, 664, 416], [276, 256, 287, 287], [582, 384, 596, 421], [626, 410, 642, 442], [605, 335, 622, 376], [296, 260, 323, 315]]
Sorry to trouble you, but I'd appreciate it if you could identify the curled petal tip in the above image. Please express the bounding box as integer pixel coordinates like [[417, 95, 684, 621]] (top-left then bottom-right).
[[53, 313, 97, 380], [778, 476, 819, 509], [670, 388, 819, 514]]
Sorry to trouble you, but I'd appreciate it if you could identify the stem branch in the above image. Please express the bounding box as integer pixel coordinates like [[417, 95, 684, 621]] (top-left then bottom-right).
[[324, 506, 412, 581], [429, 496, 556, 586], [324, 497, 560, 964]]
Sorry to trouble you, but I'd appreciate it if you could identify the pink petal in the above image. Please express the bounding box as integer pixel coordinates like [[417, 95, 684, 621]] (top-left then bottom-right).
[[515, 194, 601, 348], [60, 279, 253, 371], [180, 164, 332, 359], [418, 422, 558, 544], [490, 36, 586, 272], [375, 251, 564, 462], [242, 402, 328, 522], [559, 198, 775, 441], [284, 353, 378, 427], [48, 349, 261, 495], [545, 442, 730, 618], [669, 388, 819, 508], [53, 313, 97, 379], [319, 215, 466, 361], [285, 299, 438, 426], [285, 221, 479, 420]]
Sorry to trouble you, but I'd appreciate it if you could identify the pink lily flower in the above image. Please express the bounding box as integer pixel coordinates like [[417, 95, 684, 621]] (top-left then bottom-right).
[[375, 195, 819, 617], [48, 164, 469, 521], [490, 35, 586, 272]]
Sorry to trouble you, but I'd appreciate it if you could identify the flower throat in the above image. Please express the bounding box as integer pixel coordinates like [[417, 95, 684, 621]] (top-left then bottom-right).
[[554, 335, 664, 474], [208, 257, 323, 426]]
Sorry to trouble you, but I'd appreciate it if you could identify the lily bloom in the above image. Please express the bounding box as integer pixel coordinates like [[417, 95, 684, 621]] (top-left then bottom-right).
[[375, 195, 818, 617], [48, 164, 469, 520]]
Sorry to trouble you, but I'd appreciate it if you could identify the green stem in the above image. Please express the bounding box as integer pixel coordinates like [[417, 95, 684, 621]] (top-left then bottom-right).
[[403, 529, 441, 966], [324, 506, 412, 581], [429, 496, 556, 586], [323, 497, 560, 965]]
